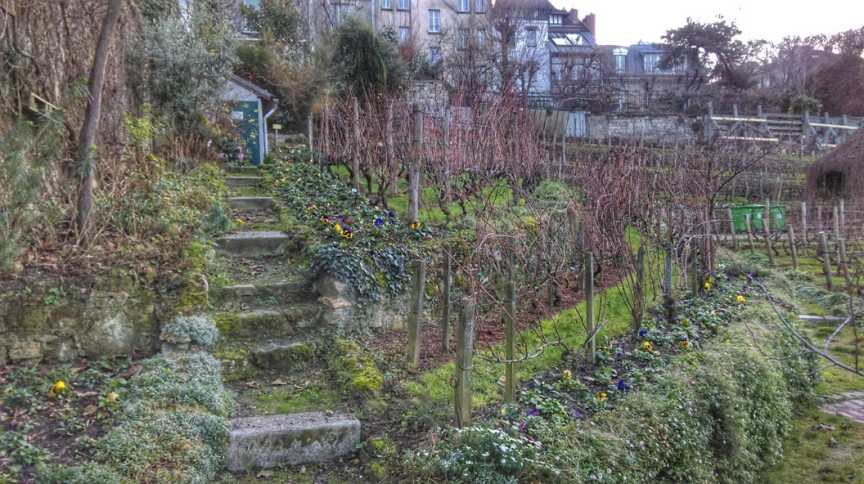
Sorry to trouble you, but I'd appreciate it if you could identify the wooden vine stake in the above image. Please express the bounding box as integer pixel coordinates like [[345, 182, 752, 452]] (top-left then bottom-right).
[[576, 221, 585, 292], [833, 206, 840, 240], [817, 206, 823, 232], [632, 245, 646, 331], [727, 207, 738, 250], [504, 251, 517, 403], [407, 259, 426, 367], [838, 238, 854, 296], [664, 221, 674, 322], [455, 297, 475, 428], [800, 202, 808, 257], [820, 232, 833, 291], [840, 199, 846, 231], [351, 97, 361, 192], [763, 200, 774, 266], [745, 214, 755, 253], [585, 251, 596, 366], [688, 239, 700, 295], [441, 246, 452, 351], [788, 225, 799, 270], [408, 104, 423, 223]]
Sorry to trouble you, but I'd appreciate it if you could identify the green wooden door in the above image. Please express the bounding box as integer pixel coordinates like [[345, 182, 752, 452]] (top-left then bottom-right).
[[229, 101, 261, 165]]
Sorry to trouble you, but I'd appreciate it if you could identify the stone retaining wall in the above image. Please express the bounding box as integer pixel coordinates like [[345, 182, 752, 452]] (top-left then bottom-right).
[[0, 275, 161, 365]]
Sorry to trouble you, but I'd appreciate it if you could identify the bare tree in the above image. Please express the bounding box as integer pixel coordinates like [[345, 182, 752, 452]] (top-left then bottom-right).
[[489, 0, 549, 99], [550, 49, 623, 111], [75, 0, 124, 244]]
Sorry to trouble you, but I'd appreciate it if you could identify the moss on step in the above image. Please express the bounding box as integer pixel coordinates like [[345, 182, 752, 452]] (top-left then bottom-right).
[[326, 339, 384, 399], [213, 312, 242, 337], [235, 379, 342, 416]]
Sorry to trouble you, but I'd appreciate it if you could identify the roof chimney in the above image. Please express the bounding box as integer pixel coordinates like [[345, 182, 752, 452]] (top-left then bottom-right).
[[568, 8, 579, 23], [582, 13, 596, 36]]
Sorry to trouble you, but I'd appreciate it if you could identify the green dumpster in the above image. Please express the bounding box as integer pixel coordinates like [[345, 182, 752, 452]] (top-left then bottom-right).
[[729, 205, 764, 232], [729, 204, 786, 232], [729, 206, 748, 232], [768, 205, 787, 230], [749, 205, 766, 231]]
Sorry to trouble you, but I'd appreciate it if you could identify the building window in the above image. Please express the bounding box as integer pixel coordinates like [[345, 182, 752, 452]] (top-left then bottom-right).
[[399, 26, 411, 44], [643, 54, 661, 73], [458, 28, 469, 49], [381, 0, 391, 8], [397, 0, 409, 10], [457, 0, 469, 12], [242, 0, 261, 33], [525, 27, 537, 47], [550, 32, 586, 46], [428, 10, 440, 33], [429, 47, 442, 66], [550, 14, 562, 25], [476, 29, 486, 44], [613, 48, 627, 73], [476, 0, 485, 13]]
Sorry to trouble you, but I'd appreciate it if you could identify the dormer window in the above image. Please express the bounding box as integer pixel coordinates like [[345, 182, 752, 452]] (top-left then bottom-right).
[[550, 32, 585, 46], [550, 14, 562, 25]]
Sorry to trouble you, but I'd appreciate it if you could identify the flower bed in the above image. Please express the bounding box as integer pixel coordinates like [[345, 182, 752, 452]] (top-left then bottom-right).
[[408, 267, 819, 482], [266, 157, 432, 319]]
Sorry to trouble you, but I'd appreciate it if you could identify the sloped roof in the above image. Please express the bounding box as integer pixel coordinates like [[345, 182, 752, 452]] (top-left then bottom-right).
[[494, 0, 565, 18], [228, 74, 275, 101]]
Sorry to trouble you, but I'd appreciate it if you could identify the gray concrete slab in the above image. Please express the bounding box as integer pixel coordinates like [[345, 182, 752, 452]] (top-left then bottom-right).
[[227, 197, 274, 210], [227, 176, 264, 188], [227, 412, 361, 471], [215, 231, 289, 257]]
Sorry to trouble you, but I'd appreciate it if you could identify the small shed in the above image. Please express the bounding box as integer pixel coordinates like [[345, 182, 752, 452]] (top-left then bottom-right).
[[220, 74, 278, 165], [805, 127, 864, 200]]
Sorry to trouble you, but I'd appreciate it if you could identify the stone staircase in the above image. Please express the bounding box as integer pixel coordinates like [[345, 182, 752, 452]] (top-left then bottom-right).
[[213, 168, 360, 473]]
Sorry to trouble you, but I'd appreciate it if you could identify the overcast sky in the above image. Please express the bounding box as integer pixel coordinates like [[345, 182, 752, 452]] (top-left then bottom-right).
[[553, 0, 864, 46]]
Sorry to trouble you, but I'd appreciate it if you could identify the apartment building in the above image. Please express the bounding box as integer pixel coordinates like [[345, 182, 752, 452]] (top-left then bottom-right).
[[371, 0, 489, 66]]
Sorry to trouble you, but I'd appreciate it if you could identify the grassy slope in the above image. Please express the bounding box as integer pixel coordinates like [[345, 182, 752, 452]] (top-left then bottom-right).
[[739, 244, 864, 481]]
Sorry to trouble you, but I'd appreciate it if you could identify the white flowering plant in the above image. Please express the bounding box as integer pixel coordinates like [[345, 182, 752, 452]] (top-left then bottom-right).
[[409, 426, 558, 482]]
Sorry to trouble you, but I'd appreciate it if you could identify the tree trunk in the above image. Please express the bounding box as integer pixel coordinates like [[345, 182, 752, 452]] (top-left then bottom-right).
[[75, 0, 124, 244]]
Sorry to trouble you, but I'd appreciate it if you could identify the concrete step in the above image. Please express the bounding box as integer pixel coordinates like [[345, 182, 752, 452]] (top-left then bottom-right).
[[215, 231, 289, 257], [226, 166, 262, 175], [215, 304, 321, 340], [227, 412, 361, 471], [227, 197, 274, 210], [219, 281, 315, 310], [251, 340, 314, 371], [227, 176, 265, 188]]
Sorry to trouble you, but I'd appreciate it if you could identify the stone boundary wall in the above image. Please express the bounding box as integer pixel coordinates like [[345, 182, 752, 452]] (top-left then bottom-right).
[[586, 114, 699, 144]]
